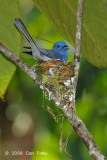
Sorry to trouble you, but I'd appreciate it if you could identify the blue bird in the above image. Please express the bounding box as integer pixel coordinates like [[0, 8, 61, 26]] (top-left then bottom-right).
[[14, 18, 68, 63]]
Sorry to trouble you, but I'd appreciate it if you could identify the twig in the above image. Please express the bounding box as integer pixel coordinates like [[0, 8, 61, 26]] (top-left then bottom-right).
[[0, 42, 40, 85], [68, 0, 85, 126], [74, 0, 84, 79], [64, 126, 72, 151]]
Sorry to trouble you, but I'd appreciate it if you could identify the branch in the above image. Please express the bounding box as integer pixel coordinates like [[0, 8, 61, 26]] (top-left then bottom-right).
[[0, 43, 106, 159], [73, 0, 84, 88], [70, 0, 106, 159], [0, 42, 40, 85], [67, 0, 85, 126]]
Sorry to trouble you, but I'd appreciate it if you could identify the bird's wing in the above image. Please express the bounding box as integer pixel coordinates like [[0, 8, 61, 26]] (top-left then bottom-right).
[[22, 47, 62, 60], [39, 48, 61, 60]]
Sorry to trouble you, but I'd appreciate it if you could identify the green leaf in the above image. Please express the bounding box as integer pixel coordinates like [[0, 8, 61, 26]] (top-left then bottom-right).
[[33, 0, 107, 68], [0, 0, 21, 99]]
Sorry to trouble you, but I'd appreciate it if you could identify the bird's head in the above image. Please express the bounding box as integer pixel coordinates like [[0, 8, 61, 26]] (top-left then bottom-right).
[[52, 41, 69, 53], [52, 41, 68, 63]]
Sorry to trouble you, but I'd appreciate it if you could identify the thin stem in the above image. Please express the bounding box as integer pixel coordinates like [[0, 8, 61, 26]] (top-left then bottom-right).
[[73, 0, 84, 89], [70, 0, 84, 125]]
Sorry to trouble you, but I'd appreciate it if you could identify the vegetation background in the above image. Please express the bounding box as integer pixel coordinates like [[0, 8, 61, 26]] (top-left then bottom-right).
[[0, 0, 107, 160]]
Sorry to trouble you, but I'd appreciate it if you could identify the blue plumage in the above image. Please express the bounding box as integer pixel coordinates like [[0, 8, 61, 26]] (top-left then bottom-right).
[[14, 18, 68, 63], [52, 41, 68, 63]]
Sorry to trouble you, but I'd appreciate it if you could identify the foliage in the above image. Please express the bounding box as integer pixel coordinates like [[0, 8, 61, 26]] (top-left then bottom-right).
[[34, 0, 107, 68], [0, 0, 21, 99]]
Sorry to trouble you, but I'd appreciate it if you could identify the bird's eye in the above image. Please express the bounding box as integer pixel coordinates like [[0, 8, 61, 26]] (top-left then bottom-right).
[[64, 45, 67, 48], [57, 45, 60, 48]]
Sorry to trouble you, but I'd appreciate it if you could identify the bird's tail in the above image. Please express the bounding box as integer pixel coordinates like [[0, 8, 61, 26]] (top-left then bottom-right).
[[14, 18, 41, 59], [14, 18, 35, 46]]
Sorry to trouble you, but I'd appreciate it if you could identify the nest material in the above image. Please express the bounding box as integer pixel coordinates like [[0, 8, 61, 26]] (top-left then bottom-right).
[[39, 59, 74, 83], [37, 60, 74, 107]]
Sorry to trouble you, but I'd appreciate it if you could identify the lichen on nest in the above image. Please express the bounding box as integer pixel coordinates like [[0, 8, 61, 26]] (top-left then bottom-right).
[[35, 60, 75, 107]]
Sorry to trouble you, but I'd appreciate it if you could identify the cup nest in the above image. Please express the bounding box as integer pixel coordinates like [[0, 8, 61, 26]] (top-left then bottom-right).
[[38, 59, 74, 84]]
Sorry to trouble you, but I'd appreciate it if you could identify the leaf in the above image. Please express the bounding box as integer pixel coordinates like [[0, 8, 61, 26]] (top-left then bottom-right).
[[33, 0, 107, 68], [0, 0, 21, 99]]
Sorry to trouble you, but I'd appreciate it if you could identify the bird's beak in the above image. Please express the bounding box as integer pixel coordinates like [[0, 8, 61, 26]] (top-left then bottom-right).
[[65, 46, 69, 50], [62, 45, 69, 50]]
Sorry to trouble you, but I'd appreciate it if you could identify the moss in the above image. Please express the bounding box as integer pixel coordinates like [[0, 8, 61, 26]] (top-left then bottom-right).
[[58, 85, 64, 90], [50, 78, 58, 87], [42, 74, 49, 83], [54, 73, 59, 80]]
